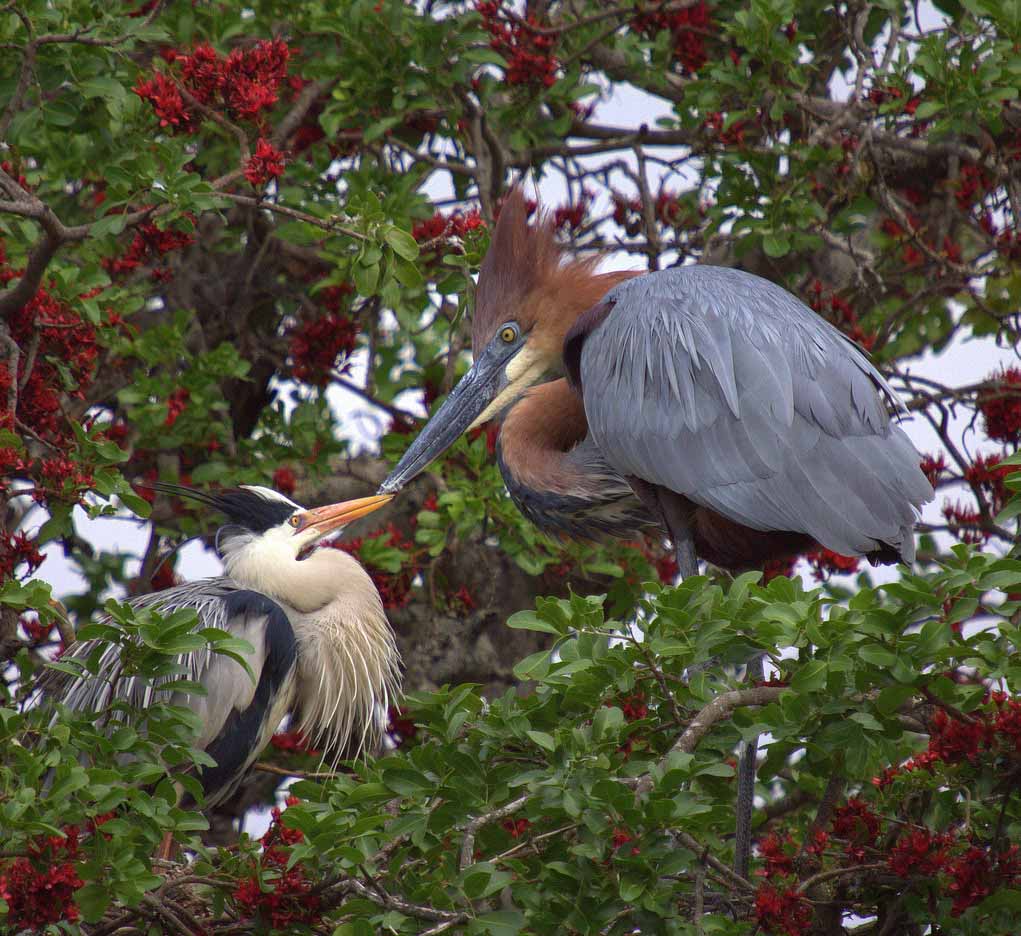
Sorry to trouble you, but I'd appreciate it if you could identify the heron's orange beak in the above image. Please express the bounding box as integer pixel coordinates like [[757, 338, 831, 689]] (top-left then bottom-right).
[[296, 494, 394, 539]]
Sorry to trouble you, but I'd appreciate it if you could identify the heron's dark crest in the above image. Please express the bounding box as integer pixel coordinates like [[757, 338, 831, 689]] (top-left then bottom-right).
[[148, 482, 299, 533]]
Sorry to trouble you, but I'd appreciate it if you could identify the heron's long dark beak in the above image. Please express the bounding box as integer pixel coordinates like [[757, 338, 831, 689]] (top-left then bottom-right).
[[297, 494, 393, 538], [379, 354, 505, 493]]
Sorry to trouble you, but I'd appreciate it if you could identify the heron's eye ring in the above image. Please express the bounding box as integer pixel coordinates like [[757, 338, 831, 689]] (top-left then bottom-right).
[[500, 325, 517, 343], [288, 515, 301, 528]]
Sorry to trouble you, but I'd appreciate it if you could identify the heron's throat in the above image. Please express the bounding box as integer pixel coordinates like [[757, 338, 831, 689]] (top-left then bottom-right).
[[468, 344, 557, 430]]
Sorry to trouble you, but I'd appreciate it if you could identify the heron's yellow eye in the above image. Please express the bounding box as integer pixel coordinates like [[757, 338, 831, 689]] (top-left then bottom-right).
[[500, 326, 517, 343], [288, 515, 301, 528]]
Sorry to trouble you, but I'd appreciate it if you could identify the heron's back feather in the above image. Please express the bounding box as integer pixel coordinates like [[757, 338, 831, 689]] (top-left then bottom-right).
[[578, 265, 933, 561]]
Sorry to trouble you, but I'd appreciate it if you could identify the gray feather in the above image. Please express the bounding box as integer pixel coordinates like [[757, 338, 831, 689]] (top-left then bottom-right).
[[581, 266, 932, 560]]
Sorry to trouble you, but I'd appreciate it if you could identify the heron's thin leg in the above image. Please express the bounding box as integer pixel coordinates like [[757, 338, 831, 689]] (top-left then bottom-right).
[[627, 478, 700, 579], [734, 652, 764, 879], [673, 536, 698, 579]]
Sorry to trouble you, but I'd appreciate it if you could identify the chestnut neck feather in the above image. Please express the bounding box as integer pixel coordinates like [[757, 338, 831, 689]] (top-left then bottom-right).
[[499, 380, 588, 497]]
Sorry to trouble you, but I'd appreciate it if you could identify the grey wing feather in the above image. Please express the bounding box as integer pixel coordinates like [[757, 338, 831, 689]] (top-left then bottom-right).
[[582, 266, 933, 560], [42, 578, 278, 750]]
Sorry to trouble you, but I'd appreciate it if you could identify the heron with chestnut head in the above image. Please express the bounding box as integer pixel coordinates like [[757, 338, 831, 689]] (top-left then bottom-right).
[[380, 190, 933, 875], [40, 483, 399, 812]]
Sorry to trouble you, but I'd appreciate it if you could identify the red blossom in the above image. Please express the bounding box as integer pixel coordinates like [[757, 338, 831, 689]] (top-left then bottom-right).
[[272, 466, 297, 496], [888, 828, 954, 877], [244, 138, 286, 186], [618, 692, 648, 722], [502, 818, 530, 838], [1, 531, 46, 580], [762, 556, 797, 582], [476, 1, 560, 88], [831, 797, 880, 861], [164, 387, 190, 428], [631, 0, 712, 73], [412, 209, 486, 244], [133, 72, 196, 131], [288, 313, 358, 386], [332, 523, 417, 609], [754, 883, 811, 935], [387, 705, 418, 742], [0, 830, 83, 930], [920, 452, 946, 487], [234, 798, 320, 927], [270, 729, 319, 755], [978, 366, 1021, 444], [758, 831, 795, 877], [941, 500, 987, 544], [805, 547, 860, 581]]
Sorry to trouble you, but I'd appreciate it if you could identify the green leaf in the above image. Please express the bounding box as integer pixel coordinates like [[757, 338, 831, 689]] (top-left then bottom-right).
[[384, 226, 420, 261], [526, 729, 556, 752], [762, 232, 791, 257], [75, 884, 110, 923], [791, 658, 828, 692], [506, 610, 560, 635]]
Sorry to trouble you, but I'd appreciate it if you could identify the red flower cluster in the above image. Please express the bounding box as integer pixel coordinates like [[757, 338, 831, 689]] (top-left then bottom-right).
[[964, 453, 1012, 513], [553, 193, 591, 231], [758, 831, 796, 877], [612, 190, 686, 233], [164, 387, 190, 428], [411, 209, 486, 244], [0, 828, 83, 930], [387, 705, 418, 743], [888, 828, 954, 878], [1, 531, 46, 581], [919, 452, 946, 488], [234, 798, 321, 929], [104, 219, 195, 279], [805, 547, 860, 581], [831, 797, 880, 861], [272, 466, 297, 496], [476, 1, 559, 88], [610, 826, 640, 855], [754, 883, 811, 936], [502, 818, 530, 838], [954, 163, 992, 210], [269, 729, 319, 755], [941, 500, 986, 544], [762, 555, 798, 582], [244, 138, 286, 187], [135, 39, 293, 132], [978, 366, 1021, 443], [946, 845, 1021, 916], [631, 1, 712, 74], [704, 110, 751, 146], [332, 523, 417, 608], [618, 692, 648, 722], [288, 313, 358, 386]]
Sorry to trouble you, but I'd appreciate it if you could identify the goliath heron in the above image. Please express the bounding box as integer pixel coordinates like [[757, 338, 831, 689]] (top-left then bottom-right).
[[379, 190, 933, 874], [40, 484, 399, 812]]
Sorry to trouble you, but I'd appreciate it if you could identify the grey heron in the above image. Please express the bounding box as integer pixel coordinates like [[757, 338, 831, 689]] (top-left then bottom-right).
[[39, 483, 400, 813], [378, 189, 933, 876]]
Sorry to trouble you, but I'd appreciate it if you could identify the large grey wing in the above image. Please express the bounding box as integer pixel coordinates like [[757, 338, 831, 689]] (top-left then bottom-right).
[[578, 266, 933, 559], [41, 581, 297, 800]]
